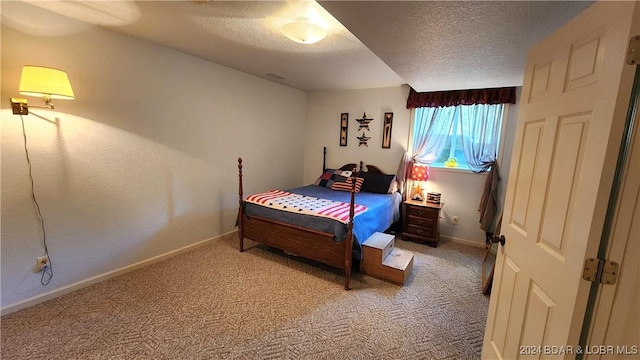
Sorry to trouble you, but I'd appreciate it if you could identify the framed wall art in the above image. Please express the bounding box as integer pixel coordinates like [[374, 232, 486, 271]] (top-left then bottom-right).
[[382, 112, 393, 149], [340, 113, 348, 146]]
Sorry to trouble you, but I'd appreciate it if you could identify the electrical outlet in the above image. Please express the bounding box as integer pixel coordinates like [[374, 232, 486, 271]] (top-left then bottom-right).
[[452, 216, 459, 225], [34, 256, 48, 273]]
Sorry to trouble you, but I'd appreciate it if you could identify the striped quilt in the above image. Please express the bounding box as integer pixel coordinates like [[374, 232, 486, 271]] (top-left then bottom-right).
[[245, 190, 368, 224]]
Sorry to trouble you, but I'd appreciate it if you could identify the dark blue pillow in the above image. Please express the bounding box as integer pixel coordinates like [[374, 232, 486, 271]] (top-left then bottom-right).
[[358, 172, 396, 194]]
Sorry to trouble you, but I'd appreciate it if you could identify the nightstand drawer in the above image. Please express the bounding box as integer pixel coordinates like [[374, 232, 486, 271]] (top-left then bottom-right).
[[405, 224, 434, 237], [407, 215, 434, 228], [406, 205, 437, 219]]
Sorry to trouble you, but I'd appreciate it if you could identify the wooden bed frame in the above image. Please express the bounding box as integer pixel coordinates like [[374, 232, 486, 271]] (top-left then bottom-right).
[[237, 147, 389, 290]]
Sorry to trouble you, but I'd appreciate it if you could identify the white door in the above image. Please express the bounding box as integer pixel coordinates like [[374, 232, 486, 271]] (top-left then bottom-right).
[[482, 2, 639, 359]]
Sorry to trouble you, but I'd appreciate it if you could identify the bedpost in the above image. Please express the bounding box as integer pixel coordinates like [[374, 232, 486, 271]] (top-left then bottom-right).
[[238, 157, 244, 252], [323, 146, 327, 172], [344, 172, 357, 291], [359, 160, 364, 172]]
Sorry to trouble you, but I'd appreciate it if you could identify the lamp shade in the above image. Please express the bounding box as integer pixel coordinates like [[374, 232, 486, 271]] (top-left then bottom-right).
[[281, 20, 326, 44], [19, 65, 75, 100], [410, 164, 429, 181]]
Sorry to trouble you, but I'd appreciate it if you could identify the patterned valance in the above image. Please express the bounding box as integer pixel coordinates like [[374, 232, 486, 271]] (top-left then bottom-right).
[[406, 86, 517, 109]]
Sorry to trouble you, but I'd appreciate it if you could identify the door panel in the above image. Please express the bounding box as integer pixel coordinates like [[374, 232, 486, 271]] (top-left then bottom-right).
[[540, 113, 590, 256], [490, 257, 520, 355], [565, 30, 605, 92], [483, 2, 638, 359], [511, 121, 544, 232], [520, 282, 557, 355]]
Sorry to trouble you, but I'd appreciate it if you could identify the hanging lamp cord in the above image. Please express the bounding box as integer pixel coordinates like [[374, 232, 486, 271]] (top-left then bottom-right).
[[20, 115, 53, 286]]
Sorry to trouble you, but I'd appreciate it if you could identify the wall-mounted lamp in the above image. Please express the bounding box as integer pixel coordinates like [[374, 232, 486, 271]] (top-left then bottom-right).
[[9, 65, 73, 286], [10, 65, 75, 115], [281, 19, 326, 44]]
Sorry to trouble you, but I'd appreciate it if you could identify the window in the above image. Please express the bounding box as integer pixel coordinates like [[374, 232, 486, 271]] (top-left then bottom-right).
[[411, 103, 506, 172]]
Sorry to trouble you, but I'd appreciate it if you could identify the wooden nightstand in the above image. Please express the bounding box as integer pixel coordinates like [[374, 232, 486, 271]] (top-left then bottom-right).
[[402, 199, 443, 247]]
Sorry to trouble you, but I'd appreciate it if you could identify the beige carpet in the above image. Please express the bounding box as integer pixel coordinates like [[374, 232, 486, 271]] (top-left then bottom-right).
[[1, 234, 490, 359]]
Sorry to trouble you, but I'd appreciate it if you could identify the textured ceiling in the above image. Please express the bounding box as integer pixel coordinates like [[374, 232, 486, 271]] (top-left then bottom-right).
[[101, 1, 407, 92], [2, 0, 594, 93], [321, 1, 594, 91]]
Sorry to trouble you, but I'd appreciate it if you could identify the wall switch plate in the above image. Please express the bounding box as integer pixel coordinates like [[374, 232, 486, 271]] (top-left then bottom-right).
[[452, 216, 459, 225]]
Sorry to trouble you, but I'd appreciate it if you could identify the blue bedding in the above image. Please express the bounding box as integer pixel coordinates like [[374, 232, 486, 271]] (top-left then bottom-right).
[[243, 185, 402, 259]]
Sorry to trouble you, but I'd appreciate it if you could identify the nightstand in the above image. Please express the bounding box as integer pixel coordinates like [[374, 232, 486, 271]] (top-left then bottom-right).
[[402, 199, 443, 247]]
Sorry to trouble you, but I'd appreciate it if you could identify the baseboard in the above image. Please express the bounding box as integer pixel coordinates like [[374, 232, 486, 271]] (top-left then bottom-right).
[[440, 235, 486, 248], [1, 231, 238, 316]]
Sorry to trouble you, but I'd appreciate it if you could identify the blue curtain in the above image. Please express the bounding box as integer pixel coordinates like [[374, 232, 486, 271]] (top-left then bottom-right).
[[411, 106, 456, 164], [459, 104, 504, 172]]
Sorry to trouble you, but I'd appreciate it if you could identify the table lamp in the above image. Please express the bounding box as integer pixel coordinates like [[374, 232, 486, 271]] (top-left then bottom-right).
[[410, 163, 429, 201]]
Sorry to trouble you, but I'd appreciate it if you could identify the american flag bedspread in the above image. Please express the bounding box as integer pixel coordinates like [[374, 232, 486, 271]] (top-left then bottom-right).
[[245, 190, 368, 224], [242, 185, 401, 258]]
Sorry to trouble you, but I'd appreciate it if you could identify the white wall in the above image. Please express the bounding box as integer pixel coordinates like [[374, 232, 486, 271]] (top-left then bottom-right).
[[304, 86, 520, 246], [1, 21, 306, 309], [304, 85, 412, 181]]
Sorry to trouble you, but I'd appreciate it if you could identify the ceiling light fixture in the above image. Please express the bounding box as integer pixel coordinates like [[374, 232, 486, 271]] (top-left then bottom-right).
[[281, 19, 326, 44]]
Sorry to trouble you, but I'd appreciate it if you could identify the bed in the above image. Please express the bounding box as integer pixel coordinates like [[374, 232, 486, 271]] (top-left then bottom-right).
[[237, 148, 401, 290]]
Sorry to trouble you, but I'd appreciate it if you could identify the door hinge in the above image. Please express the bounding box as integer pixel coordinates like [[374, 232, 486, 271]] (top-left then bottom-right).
[[583, 258, 620, 285], [627, 35, 640, 65]]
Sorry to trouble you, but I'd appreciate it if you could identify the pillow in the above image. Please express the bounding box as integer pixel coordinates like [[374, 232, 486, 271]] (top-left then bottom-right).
[[358, 172, 397, 194], [314, 169, 350, 188], [388, 180, 399, 194], [331, 177, 364, 193]]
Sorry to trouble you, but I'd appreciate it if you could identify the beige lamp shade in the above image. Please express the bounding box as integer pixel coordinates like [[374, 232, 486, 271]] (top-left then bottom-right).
[[281, 20, 326, 44], [19, 65, 75, 100]]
